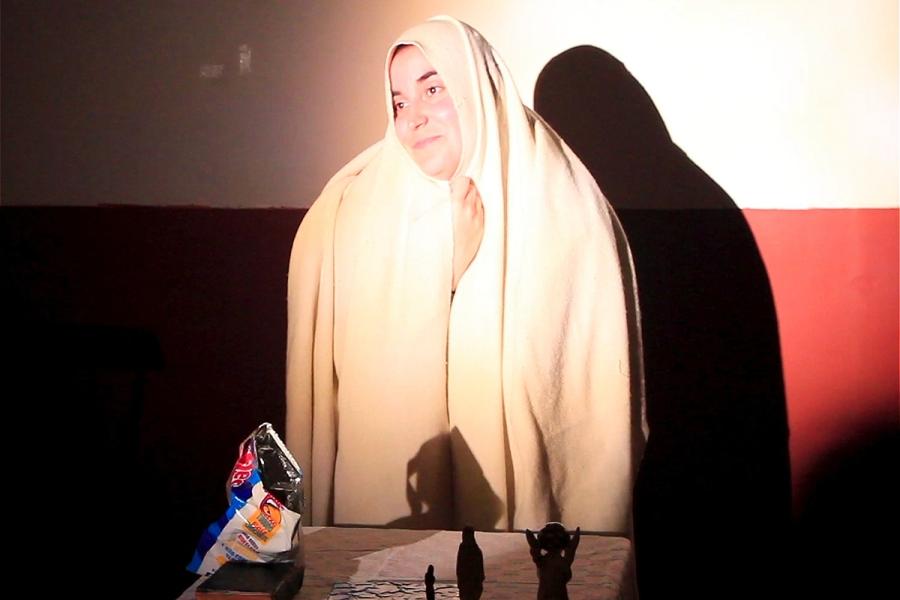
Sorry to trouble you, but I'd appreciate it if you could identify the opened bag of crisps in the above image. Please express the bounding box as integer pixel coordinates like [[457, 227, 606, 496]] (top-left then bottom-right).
[[188, 422, 304, 575]]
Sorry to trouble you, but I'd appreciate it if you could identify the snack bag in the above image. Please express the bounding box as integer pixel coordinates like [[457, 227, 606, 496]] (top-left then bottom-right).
[[188, 422, 304, 575]]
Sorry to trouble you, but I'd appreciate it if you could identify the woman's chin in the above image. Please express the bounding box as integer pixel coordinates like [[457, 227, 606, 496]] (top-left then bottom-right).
[[418, 161, 456, 181]]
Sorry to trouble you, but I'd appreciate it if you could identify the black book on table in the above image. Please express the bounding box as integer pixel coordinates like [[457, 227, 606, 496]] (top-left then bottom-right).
[[196, 562, 303, 600]]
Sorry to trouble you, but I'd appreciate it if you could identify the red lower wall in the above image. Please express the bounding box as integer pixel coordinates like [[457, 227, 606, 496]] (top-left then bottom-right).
[[4, 206, 896, 512], [744, 208, 899, 512], [2, 205, 896, 595]]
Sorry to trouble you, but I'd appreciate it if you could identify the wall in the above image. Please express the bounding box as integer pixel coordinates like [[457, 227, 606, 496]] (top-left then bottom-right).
[[2, 1, 898, 595]]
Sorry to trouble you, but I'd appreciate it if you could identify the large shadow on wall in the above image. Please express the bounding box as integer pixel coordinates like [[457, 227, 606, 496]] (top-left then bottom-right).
[[534, 47, 792, 598], [793, 422, 898, 598]]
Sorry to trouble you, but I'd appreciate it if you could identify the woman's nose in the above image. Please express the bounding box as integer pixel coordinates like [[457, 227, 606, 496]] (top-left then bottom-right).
[[408, 104, 427, 129]]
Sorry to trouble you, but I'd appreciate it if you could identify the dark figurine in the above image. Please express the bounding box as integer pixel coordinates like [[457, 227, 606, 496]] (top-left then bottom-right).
[[425, 564, 436, 600], [456, 526, 485, 600], [525, 523, 581, 600]]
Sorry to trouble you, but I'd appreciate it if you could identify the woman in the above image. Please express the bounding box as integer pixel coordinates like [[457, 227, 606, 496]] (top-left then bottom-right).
[[286, 16, 644, 534]]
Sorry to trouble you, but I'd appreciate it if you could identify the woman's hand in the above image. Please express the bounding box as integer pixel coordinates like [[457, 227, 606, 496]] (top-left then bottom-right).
[[449, 176, 484, 291]]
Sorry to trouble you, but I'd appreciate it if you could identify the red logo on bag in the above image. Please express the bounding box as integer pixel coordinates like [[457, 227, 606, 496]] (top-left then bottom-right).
[[230, 442, 256, 487]]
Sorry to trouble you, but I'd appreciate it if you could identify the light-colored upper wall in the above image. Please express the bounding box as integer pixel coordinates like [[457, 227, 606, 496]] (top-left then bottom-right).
[[4, 1, 896, 209], [298, 0, 898, 210]]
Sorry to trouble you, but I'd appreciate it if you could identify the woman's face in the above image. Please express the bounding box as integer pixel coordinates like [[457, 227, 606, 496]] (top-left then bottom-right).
[[389, 45, 462, 180]]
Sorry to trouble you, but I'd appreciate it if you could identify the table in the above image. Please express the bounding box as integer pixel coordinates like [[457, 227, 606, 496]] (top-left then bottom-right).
[[179, 526, 635, 599]]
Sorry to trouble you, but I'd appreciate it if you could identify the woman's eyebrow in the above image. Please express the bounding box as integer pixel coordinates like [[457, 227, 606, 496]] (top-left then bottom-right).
[[417, 70, 438, 82]]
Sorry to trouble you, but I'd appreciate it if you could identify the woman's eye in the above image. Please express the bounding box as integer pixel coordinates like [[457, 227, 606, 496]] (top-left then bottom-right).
[[426, 85, 442, 96], [393, 101, 406, 113]]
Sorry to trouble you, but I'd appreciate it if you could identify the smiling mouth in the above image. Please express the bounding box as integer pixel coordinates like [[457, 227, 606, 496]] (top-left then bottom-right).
[[413, 135, 441, 149]]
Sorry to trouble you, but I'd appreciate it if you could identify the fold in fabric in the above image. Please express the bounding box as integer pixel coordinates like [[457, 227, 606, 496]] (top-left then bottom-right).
[[286, 16, 645, 534]]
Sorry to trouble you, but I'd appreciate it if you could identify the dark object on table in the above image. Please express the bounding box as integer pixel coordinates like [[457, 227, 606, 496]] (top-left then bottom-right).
[[196, 561, 303, 600], [456, 526, 484, 600], [425, 564, 436, 600], [525, 523, 581, 600]]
